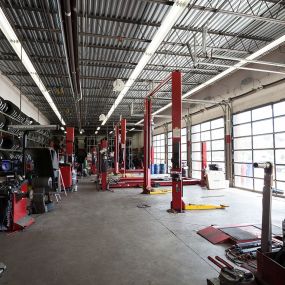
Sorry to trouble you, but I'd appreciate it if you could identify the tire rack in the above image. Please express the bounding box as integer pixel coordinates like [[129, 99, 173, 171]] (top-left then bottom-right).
[[0, 110, 50, 160]]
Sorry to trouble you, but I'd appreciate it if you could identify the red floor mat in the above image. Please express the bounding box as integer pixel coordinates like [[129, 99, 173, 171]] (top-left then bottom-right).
[[197, 226, 230, 244]]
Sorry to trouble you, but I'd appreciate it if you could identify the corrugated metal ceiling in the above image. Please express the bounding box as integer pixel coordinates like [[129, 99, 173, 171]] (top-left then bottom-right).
[[0, 0, 284, 132]]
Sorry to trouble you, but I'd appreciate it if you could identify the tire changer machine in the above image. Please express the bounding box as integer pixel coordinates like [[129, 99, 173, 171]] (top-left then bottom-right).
[[7, 124, 62, 215]]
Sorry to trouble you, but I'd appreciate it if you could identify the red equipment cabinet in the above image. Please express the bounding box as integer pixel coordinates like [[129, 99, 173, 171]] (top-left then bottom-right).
[[59, 164, 72, 189], [66, 127, 74, 156]]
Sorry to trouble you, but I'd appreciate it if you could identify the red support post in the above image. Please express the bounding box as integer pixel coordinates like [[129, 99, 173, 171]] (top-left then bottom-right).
[[66, 127, 74, 158], [100, 139, 108, 191], [171, 71, 185, 212], [114, 124, 119, 174], [121, 118, 127, 176], [143, 97, 152, 193], [201, 142, 207, 187]]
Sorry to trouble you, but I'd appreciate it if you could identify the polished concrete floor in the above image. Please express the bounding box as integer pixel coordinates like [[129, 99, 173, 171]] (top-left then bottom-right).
[[0, 178, 284, 285]]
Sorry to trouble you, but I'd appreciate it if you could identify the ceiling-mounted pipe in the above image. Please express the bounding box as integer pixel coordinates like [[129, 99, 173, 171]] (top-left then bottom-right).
[[61, 0, 81, 101], [71, 0, 82, 102], [57, 0, 82, 129], [56, 1, 75, 97]]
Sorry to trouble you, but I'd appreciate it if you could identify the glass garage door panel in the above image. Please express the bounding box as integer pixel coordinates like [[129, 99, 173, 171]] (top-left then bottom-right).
[[233, 111, 251, 125], [191, 133, 200, 142], [211, 139, 224, 151], [191, 118, 225, 178], [192, 161, 201, 170], [275, 133, 285, 148], [253, 150, 274, 163], [252, 119, 273, 135], [192, 170, 201, 179], [192, 142, 201, 152], [235, 176, 253, 189], [274, 117, 285, 132], [234, 163, 253, 177], [211, 118, 224, 129], [234, 151, 252, 163], [233, 123, 251, 137], [275, 165, 285, 181], [252, 105, 272, 121], [234, 137, 252, 150], [201, 131, 210, 141], [153, 134, 165, 164], [274, 101, 285, 116], [212, 151, 224, 162], [252, 135, 273, 149], [233, 103, 285, 194], [276, 150, 285, 164]]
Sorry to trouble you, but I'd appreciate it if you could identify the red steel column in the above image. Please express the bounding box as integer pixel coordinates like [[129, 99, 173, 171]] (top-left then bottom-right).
[[143, 97, 152, 193], [201, 142, 207, 187], [66, 127, 74, 158], [101, 139, 108, 191], [171, 71, 185, 211], [121, 118, 127, 176], [114, 124, 119, 174]]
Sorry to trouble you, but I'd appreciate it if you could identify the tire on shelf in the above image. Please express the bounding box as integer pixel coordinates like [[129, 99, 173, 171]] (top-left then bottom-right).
[[0, 97, 8, 112], [1, 135, 14, 149], [0, 113, 6, 129], [12, 136, 22, 150]]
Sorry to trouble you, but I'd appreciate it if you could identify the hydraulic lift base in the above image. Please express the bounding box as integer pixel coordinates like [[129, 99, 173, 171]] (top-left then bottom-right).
[[184, 204, 228, 210], [149, 190, 172, 195]]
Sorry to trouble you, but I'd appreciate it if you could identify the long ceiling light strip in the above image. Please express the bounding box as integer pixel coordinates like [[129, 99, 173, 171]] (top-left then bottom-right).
[[135, 33, 285, 125], [101, 0, 191, 126], [0, 8, 66, 125]]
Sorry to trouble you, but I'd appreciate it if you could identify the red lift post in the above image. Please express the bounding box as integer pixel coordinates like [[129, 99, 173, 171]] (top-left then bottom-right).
[[170, 71, 185, 212], [120, 118, 127, 176], [142, 74, 172, 194], [99, 139, 108, 191], [114, 119, 127, 176], [114, 124, 119, 174], [60, 127, 74, 190], [143, 97, 152, 193], [141, 71, 201, 194], [200, 141, 207, 187]]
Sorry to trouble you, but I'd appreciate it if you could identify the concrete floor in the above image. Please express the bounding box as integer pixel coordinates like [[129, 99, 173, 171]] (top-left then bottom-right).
[[0, 179, 284, 285]]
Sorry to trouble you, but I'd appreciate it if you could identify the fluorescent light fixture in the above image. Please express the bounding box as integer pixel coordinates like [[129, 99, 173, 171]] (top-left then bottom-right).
[[97, 127, 100, 131], [101, 0, 191, 126], [64, 130, 67, 134], [0, 8, 66, 125], [60, 126, 65, 131], [130, 128, 135, 131], [135, 33, 285, 122], [79, 130, 83, 135], [109, 131, 113, 134], [95, 131, 98, 135]]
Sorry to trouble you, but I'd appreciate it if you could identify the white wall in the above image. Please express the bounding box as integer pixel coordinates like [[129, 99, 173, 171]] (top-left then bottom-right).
[[0, 74, 49, 124]]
